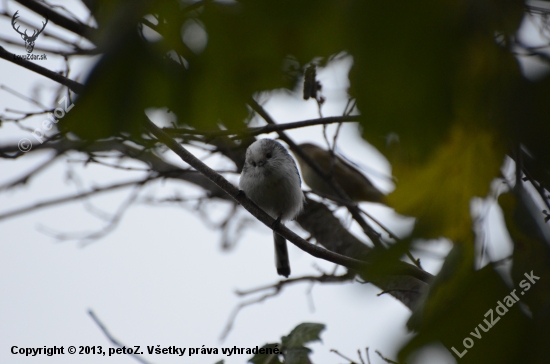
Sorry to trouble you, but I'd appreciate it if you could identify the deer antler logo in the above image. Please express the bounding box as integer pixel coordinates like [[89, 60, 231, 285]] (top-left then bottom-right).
[[11, 11, 48, 54]]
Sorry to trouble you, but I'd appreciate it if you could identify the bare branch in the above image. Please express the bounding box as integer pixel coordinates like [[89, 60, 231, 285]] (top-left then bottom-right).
[[296, 198, 430, 308], [38, 181, 145, 245], [88, 310, 152, 364], [376, 289, 421, 297], [221, 272, 354, 341], [522, 166, 550, 212], [513, 39, 550, 64], [15, 0, 97, 40], [0, 151, 62, 191], [375, 350, 401, 364], [220, 288, 279, 341], [358, 349, 366, 364], [330, 349, 359, 364], [236, 271, 355, 297], [0, 138, 232, 199], [164, 115, 360, 138], [71, 157, 154, 172], [0, 34, 96, 56], [0, 46, 84, 93], [0, 83, 50, 110], [0, 178, 153, 222], [302, 189, 400, 242]]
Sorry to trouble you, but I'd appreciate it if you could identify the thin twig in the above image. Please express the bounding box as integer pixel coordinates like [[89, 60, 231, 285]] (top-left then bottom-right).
[[13, 0, 97, 40], [164, 115, 360, 138], [0, 84, 49, 110], [88, 310, 152, 364], [358, 349, 365, 364], [0, 46, 84, 93], [72, 157, 154, 172], [375, 350, 401, 364], [0, 178, 153, 222], [522, 166, 550, 212], [357, 207, 399, 240], [220, 272, 354, 340], [376, 289, 419, 297], [236, 272, 354, 296], [38, 180, 146, 246], [0, 151, 62, 191], [220, 289, 280, 341], [330, 349, 358, 364]]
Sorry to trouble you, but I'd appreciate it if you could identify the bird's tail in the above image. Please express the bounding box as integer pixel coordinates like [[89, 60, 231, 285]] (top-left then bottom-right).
[[273, 231, 290, 277]]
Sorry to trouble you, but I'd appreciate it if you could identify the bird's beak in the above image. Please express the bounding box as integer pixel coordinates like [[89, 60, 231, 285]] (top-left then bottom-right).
[[258, 160, 266, 167]]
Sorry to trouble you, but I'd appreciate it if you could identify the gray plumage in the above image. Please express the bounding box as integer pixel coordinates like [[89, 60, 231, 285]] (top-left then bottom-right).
[[239, 139, 304, 277]]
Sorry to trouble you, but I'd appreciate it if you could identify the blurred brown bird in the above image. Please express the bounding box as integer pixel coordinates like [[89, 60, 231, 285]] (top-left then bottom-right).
[[294, 143, 386, 204]]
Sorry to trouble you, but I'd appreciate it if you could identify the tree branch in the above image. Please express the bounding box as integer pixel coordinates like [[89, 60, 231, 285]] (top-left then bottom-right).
[[0, 46, 84, 93], [0, 138, 232, 199], [88, 309, 152, 364], [297, 198, 429, 309], [0, 151, 62, 191], [15, 0, 97, 41], [0, 178, 153, 222], [221, 271, 355, 341], [236, 271, 355, 296], [164, 115, 360, 138]]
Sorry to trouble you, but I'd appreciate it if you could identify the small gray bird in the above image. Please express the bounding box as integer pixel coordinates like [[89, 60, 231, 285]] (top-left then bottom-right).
[[239, 139, 305, 277]]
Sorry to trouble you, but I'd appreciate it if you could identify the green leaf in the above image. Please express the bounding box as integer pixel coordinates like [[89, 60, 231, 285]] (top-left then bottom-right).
[[249, 323, 325, 364], [194, 0, 349, 129], [345, 0, 524, 243], [61, 31, 186, 139], [248, 343, 283, 364], [283, 347, 313, 364], [401, 264, 531, 364], [61, 0, 190, 140], [281, 323, 325, 348], [387, 123, 505, 241]]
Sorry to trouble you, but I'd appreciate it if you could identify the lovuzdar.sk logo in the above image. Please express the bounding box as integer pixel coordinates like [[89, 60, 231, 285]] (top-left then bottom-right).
[[11, 10, 48, 54]]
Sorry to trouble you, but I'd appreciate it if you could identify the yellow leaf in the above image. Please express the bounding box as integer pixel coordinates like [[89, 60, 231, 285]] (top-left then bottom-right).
[[388, 123, 504, 241]]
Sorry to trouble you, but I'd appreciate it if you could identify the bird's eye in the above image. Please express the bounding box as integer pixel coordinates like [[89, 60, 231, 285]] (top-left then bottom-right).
[[252, 162, 257, 167], [266, 153, 272, 159]]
